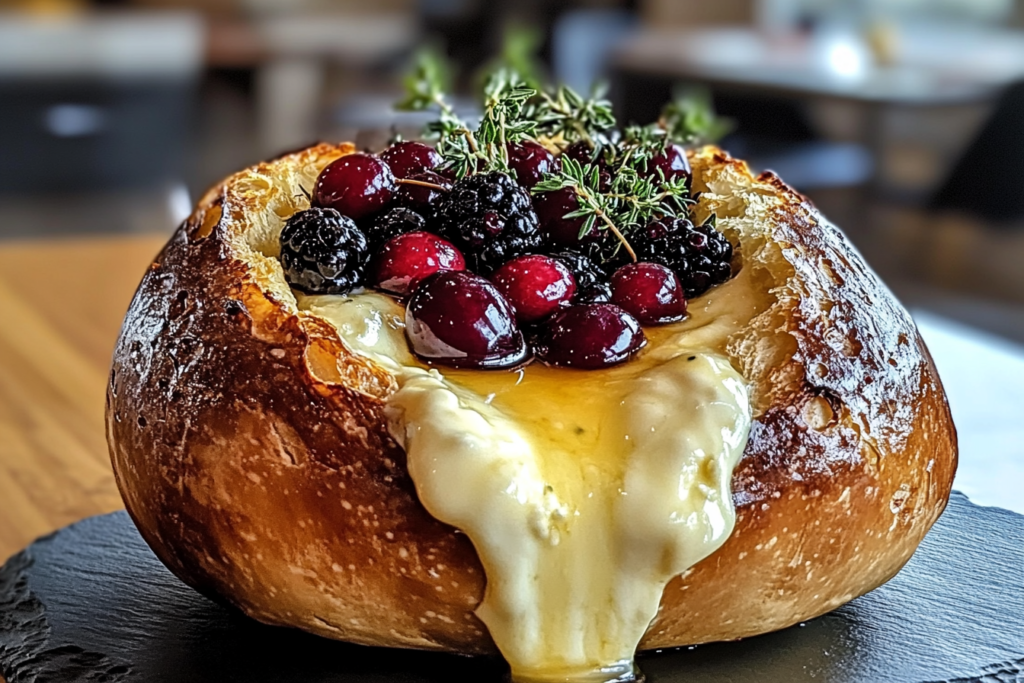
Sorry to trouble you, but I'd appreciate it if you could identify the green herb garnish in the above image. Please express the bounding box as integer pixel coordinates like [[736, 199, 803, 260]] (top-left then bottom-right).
[[395, 49, 725, 263], [659, 86, 733, 145], [531, 84, 616, 148]]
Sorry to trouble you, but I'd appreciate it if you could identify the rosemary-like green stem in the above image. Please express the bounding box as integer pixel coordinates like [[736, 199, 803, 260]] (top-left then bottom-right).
[[572, 184, 638, 262]]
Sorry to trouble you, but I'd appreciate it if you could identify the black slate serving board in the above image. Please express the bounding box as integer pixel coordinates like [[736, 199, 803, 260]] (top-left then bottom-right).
[[1, 492, 1023, 683]]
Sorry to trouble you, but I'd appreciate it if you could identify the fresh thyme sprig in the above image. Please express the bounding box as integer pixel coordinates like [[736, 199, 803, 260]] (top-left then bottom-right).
[[395, 52, 717, 261], [531, 84, 616, 148], [476, 69, 538, 172], [534, 157, 637, 261], [533, 156, 693, 261], [659, 87, 733, 145], [399, 59, 539, 178], [396, 49, 481, 177], [395, 47, 454, 114]]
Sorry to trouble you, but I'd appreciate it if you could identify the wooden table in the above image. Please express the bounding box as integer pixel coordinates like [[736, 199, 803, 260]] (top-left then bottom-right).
[[0, 234, 167, 566]]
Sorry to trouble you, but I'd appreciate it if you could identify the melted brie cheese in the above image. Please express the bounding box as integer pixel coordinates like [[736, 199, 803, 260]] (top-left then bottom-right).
[[297, 273, 756, 683]]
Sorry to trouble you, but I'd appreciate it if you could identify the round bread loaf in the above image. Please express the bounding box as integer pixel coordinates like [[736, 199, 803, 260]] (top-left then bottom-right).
[[106, 142, 957, 652]]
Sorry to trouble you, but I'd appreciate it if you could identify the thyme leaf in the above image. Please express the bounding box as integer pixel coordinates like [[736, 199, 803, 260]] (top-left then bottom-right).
[[531, 83, 616, 147], [659, 87, 733, 145]]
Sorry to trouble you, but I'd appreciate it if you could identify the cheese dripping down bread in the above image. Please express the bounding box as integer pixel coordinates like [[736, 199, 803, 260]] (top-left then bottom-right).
[[106, 144, 957, 682], [303, 288, 751, 682]]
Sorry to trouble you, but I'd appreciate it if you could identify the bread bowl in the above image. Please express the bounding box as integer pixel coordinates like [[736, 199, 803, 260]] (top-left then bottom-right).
[[105, 141, 956, 681]]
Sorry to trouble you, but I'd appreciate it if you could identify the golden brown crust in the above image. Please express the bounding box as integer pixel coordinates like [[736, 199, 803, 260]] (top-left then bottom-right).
[[106, 143, 957, 652]]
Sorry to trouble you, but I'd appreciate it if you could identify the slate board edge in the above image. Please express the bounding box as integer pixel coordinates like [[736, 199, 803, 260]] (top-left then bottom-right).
[[1, 491, 1022, 683]]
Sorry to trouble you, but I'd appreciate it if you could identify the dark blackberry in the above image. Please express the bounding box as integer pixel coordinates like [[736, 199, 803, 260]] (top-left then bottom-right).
[[634, 215, 733, 298], [364, 207, 426, 251], [280, 207, 368, 295], [550, 248, 612, 303], [434, 171, 544, 273]]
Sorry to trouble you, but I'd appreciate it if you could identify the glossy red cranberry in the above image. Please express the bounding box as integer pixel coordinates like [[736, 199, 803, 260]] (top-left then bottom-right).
[[649, 143, 691, 184], [562, 140, 597, 167], [313, 153, 395, 220], [611, 262, 687, 325], [535, 304, 646, 369], [406, 271, 529, 369], [534, 187, 598, 247], [381, 141, 442, 179], [507, 140, 560, 189], [491, 255, 576, 325], [395, 170, 452, 212], [372, 232, 465, 296]]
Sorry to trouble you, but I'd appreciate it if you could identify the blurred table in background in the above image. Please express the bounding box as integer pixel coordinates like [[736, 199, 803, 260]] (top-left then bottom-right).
[[612, 24, 1024, 201], [0, 234, 1023, 568], [613, 25, 1024, 105], [206, 14, 416, 154]]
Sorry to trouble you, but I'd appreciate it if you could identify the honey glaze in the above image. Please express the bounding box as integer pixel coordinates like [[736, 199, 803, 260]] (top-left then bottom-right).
[[297, 262, 764, 683]]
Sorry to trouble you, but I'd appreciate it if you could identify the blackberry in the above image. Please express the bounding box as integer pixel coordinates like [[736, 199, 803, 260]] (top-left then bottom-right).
[[634, 215, 733, 298], [280, 207, 369, 295], [364, 207, 426, 251], [434, 171, 544, 273], [550, 248, 612, 303]]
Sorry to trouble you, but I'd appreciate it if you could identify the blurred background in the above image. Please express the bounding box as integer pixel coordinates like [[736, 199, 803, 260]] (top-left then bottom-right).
[[2, 0, 1024, 335], [1, 0, 1024, 509]]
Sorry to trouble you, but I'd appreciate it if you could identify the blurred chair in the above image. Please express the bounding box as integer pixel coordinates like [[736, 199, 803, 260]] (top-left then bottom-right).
[[930, 80, 1024, 224], [0, 12, 204, 195]]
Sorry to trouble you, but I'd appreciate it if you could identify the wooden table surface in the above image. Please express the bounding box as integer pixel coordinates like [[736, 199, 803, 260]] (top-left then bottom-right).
[[0, 234, 167, 567]]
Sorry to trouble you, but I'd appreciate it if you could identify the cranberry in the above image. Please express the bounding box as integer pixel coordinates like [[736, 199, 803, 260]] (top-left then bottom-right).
[[648, 143, 691, 184], [491, 255, 576, 325], [381, 141, 442, 179], [372, 232, 465, 296], [395, 170, 452, 212], [313, 153, 395, 220], [611, 262, 687, 325], [562, 141, 611, 191], [405, 271, 529, 369], [534, 187, 598, 247], [507, 140, 560, 189], [535, 304, 646, 369], [562, 140, 597, 167]]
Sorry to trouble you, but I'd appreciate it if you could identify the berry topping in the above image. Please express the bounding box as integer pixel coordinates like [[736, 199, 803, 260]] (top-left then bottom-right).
[[534, 304, 646, 369], [562, 140, 598, 167], [561, 141, 612, 191], [381, 141, 443, 179], [648, 143, 691, 184], [610, 262, 687, 325], [395, 170, 452, 213], [506, 140, 560, 189], [405, 271, 529, 369], [313, 153, 396, 220], [634, 216, 733, 298], [491, 255, 576, 325], [280, 208, 368, 295], [534, 187, 598, 247], [435, 171, 544, 273], [372, 232, 465, 296], [364, 207, 426, 250], [549, 249, 612, 303]]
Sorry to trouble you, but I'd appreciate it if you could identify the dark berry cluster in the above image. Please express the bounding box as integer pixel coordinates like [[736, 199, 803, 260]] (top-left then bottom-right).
[[434, 171, 544, 273], [277, 138, 736, 370], [634, 216, 733, 299]]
